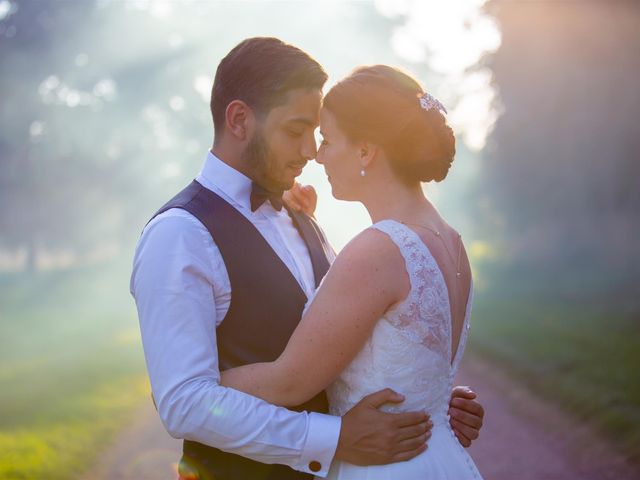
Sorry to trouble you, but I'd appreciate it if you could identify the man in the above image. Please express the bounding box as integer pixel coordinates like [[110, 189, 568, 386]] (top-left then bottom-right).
[[131, 37, 484, 480]]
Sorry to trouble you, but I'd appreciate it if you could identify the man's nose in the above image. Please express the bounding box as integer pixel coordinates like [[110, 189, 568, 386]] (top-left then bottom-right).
[[301, 133, 318, 160]]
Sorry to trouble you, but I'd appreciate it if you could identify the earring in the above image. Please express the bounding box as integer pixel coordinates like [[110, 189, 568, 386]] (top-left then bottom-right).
[[360, 169, 366, 177]]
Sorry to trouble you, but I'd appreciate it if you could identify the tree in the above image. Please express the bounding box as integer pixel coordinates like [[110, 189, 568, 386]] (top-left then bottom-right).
[[481, 0, 640, 278]]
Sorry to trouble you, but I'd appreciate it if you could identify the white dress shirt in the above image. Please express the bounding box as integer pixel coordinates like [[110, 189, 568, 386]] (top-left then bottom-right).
[[130, 151, 341, 477]]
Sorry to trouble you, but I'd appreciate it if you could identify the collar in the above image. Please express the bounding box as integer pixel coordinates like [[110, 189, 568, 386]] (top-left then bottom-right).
[[196, 150, 253, 211]]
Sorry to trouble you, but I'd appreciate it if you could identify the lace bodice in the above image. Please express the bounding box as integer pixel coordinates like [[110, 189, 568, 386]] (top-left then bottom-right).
[[322, 219, 473, 426]]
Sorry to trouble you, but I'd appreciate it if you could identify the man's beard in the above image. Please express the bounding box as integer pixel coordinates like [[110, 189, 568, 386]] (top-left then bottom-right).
[[243, 128, 286, 193]]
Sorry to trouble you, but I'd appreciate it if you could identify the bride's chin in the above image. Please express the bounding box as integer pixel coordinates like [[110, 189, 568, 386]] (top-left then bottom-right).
[[330, 186, 344, 200], [329, 180, 355, 201], [331, 188, 356, 202]]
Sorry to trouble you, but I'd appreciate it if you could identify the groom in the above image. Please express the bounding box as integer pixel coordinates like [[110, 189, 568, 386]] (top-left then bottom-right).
[[131, 37, 484, 480]]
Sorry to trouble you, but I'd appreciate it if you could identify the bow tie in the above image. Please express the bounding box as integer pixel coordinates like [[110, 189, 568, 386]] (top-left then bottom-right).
[[250, 182, 284, 212]]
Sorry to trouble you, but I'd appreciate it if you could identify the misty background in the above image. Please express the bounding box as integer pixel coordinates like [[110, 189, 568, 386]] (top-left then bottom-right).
[[0, 1, 638, 478]]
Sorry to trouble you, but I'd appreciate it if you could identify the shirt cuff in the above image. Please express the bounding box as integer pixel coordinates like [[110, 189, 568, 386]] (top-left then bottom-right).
[[296, 412, 341, 477]]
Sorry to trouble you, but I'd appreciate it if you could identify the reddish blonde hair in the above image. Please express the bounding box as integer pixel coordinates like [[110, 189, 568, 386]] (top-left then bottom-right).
[[323, 65, 455, 183]]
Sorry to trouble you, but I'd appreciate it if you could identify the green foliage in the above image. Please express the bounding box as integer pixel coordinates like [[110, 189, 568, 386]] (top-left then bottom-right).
[[0, 263, 149, 479], [479, 1, 640, 268], [0, 377, 147, 480]]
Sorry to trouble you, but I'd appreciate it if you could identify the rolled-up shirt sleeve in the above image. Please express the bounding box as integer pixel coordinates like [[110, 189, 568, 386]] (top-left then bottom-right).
[[130, 212, 341, 476]]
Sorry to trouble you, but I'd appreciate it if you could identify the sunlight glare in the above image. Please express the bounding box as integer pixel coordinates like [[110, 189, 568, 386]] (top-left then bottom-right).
[[193, 76, 211, 104], [375, 0, 502, 152], [0, 0, 14, 22]]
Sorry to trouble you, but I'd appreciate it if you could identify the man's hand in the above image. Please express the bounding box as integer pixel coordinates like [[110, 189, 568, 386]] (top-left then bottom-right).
[[449, 386, 484, 447], [335, 388, 432, 466], [283, 182, 317, 216]]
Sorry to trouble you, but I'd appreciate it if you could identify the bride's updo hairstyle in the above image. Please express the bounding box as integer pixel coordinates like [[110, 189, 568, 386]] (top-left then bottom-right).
[[323, 65, 455, 183]]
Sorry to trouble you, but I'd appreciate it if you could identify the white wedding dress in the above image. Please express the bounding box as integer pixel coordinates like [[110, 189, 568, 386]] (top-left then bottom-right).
[[317, 220, 482, 480]]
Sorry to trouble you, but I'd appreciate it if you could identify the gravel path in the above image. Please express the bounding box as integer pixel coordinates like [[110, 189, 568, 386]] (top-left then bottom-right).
[[457, 353, 638, 479], [84, 353, 639, 479]]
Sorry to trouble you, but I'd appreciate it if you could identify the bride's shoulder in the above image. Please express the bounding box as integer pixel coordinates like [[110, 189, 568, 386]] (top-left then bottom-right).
[[326, 226, 410, 303], [342, 224, 397, 254], [333, 225, 407, 277]]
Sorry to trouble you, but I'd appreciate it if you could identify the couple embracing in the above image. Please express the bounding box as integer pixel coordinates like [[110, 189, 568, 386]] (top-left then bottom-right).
[[131, 37, 485, 480]]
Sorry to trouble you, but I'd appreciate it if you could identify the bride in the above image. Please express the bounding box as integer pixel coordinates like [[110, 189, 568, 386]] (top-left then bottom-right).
[[221, 65, 482, 479]]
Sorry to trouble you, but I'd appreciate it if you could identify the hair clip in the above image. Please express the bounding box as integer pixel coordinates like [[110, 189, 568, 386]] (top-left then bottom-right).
[[419, 92, 447, 114]]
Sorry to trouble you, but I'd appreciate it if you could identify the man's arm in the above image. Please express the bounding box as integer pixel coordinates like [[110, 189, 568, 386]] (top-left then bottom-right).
[[131, 211, 340, 477]]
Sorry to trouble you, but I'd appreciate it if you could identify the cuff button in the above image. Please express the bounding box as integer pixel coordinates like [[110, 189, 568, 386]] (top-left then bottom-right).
[[309, 461, 321, 472]]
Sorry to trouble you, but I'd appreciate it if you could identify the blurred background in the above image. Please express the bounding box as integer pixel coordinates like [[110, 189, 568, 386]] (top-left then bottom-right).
[[0, 0, 638, 478]]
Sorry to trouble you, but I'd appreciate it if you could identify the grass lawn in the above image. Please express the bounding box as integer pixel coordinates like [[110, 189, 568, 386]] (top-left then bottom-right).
[[0, 264, 150, 479], [468, 288, 640, 462]]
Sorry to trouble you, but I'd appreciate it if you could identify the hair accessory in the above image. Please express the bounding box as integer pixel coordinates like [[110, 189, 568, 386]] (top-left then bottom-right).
[[419, 92, 447, 114]]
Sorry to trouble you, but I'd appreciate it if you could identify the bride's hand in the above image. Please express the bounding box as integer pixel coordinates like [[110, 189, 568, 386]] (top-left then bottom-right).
[[283, 182, 317, 216]]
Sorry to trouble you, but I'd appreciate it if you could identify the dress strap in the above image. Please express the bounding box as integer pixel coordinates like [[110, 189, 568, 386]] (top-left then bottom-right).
[[369, 219, 434, 301], [370, 220, 426, 275]]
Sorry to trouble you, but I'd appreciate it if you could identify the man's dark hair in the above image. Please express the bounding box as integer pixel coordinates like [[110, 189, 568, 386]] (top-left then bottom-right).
[[211, 37, 328, 139]]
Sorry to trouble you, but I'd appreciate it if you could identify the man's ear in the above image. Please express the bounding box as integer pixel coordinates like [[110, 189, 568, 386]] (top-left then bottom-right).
[[224, 100, 254, 141]]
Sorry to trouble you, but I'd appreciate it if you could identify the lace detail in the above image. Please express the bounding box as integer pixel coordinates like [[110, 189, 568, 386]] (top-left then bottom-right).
[[324, 219, 473, 426], [379, 220, 451, 354]]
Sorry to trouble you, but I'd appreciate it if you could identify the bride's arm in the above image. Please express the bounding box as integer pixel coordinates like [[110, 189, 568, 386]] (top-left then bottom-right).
[[220, 229, 408, 406]]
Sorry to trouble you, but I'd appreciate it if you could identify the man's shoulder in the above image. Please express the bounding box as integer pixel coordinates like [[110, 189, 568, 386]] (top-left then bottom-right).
[[145, 207, 203, 231], [140, 207, 211, 249]]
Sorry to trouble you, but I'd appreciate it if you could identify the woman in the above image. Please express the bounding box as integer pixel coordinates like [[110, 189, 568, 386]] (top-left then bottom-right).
[[221, 65, 482, 479]]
